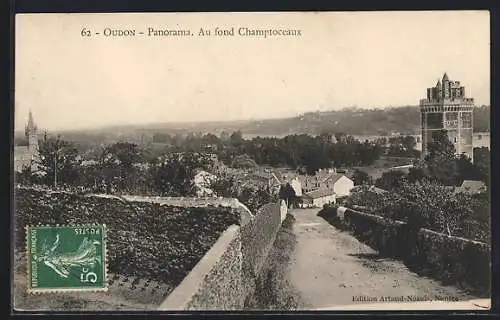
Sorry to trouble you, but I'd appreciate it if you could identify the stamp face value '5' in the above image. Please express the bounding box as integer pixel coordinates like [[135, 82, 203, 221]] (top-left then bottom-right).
[[27, 225, 107, 293]]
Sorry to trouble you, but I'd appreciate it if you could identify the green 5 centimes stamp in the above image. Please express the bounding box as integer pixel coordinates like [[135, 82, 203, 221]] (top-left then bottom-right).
[[26, 225, 107, 293]]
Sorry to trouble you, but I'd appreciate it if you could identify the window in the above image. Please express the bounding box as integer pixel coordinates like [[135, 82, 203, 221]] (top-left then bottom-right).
[[427, 113, 443, 129], [461, 112, 472, 128]]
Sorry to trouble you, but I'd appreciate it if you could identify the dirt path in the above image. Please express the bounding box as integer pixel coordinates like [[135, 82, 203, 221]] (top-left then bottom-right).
[[288, 208, 479, 310]]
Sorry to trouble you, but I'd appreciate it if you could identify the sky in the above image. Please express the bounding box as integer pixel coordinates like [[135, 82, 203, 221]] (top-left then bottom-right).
[[15, 11, 490, 131]]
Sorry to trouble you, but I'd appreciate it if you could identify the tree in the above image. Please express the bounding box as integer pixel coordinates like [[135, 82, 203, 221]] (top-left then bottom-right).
[[147, 152, 213, 196], [152, 132, 172, 144], [230, 130, 244, 146], [102, 142, 143, 167], [210, 175, 237, 198], [100, 142, 144, 191], [279, 183, 298, 208], [375, 170, 406, 191], [345, 179, 489, 242], [424, 130, 459, 185], [388, 135, 418, 157], [352, 169, 370, 185], [473, 147, 490, 186], [37, 133, 82, 186], [407, 165, 429, 183], [230, 154, 258, 169]]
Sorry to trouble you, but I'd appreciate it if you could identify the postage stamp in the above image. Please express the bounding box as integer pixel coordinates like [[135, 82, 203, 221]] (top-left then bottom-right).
[[26, 225, 107, 293]]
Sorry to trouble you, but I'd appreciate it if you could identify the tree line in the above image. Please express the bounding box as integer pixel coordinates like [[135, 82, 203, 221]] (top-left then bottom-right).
[[152, 130, 394, 174]]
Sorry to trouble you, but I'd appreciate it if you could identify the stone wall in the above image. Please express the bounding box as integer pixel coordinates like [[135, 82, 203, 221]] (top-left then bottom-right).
[[160, 200, 284, 310], [159, 226, 244, 310], [14, 187, 249, 295], [319, 206, 490, 296], [15, 186, 285, 310]]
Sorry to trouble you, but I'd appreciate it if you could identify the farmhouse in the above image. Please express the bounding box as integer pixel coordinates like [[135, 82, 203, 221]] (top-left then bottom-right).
[[297, 169, 354, 197], [301, 188, 336, 208]]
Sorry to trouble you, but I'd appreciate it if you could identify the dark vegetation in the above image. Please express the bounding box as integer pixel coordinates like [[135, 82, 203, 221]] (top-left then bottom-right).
[[348, 130, 490, 243], [318, 207, 490, 297], [15, 188, 239, 291]]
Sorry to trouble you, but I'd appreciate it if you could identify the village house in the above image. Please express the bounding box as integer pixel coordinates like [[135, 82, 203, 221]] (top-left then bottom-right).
[[293, 168, 354, 208], [301, 188, 336, 208], [297, 168, 354, 197]]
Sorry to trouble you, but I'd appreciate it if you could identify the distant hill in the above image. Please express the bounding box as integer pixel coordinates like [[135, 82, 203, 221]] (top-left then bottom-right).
[[16, 105, 490, 144]]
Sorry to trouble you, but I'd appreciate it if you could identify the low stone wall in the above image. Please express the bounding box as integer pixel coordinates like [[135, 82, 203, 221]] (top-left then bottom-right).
[[160, 200, 284, 310], [15, 186, 285, 310], [319, 206, 490, 296], [14, 186, 249, 295], [159, 225, 243, 310]]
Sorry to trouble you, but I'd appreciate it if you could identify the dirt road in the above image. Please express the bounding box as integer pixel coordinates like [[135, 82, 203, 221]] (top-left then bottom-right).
[[288, 208, 480, 310]]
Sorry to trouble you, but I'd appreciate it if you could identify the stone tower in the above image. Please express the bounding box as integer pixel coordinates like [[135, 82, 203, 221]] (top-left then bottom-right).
[[25, 110, 39, 155], [420, 73, 474, 161]]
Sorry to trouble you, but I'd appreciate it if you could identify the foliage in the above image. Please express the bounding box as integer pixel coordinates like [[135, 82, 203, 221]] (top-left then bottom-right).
[[409, 132, 490, 187], [375, 170, 407, 191], [147, 152, 214, 197], [344, 180, 489, 243], [231, 154, 258, 169], [387, 135, 420, 158], [473, 147, 490, 186], [15, 188, 239, 289], [36, 133, 82, 186], [320, 206, 490, 296], [98, 142, 144, 192], [424, 130, 459, 185], [278, 183, 299, 208], [121, 131, 386, 174], [209, 174, 278, 213], [352, 169, 370, 185]]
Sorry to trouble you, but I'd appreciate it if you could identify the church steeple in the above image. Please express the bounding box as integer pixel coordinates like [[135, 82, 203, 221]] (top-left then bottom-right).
[[26, 110, 37, 132], [442, 72, 449, 81], [25, 110, 38, 152]]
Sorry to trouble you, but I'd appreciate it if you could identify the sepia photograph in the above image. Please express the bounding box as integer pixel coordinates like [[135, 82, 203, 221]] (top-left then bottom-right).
[[12, 11, 491, 311]]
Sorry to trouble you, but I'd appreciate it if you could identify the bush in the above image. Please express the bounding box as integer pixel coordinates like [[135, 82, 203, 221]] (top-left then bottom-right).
[[15, 187, 239, 288], [324, 208, 490, 296], [344, 180, 490, 243]]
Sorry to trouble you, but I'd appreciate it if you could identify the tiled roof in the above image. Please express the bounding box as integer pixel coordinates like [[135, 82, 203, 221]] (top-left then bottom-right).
[[298, 173, 347, 186], [303, 188, 335, 199], [458, 180, 487, 194]]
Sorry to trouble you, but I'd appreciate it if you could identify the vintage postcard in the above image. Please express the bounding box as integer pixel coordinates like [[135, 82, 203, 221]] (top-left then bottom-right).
[[12, 11, 491, 312]]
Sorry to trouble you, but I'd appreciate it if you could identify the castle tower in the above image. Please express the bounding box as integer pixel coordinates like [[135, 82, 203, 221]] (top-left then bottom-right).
[[420, 73, 474, 161], [25, 110, 39, 153]]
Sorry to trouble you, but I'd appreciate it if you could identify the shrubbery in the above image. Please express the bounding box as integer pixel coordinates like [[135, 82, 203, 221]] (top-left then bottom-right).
[[344, 180, 489, 244], [318, 206, 490, 296], [15, 187, 239, 288]]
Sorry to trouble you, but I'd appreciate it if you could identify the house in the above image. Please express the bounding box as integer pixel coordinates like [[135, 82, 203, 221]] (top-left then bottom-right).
[[456, 180, 487, 195], [326, 174, 354, 197], [297, 169, 354, 197], [289, 176, 302, 197], [301, 188, 336, 208]]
